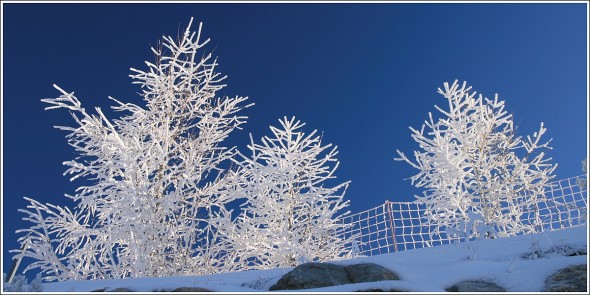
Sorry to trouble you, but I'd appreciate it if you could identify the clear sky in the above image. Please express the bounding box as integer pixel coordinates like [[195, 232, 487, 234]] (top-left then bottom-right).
[[2, 2, 587, 280]]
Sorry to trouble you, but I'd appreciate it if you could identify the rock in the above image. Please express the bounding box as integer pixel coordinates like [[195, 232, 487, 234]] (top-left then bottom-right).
[[344, 263, 400, 283], [110, 287, 133, 292], [269, 262, 400, 291], [93, 286, 212, 292], [566, 249, 587, 256], [170, 287, 212, 292], [445, 280, 506, 292], [269, 262, 351, 290], [354, 288, 404, 292], [542, 264, 587, 292]]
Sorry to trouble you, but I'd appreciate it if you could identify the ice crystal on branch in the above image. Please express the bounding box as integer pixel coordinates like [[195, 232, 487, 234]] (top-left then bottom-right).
[[213, 117, 354, 269], [13, 18, 252, 281], [396, 80, 557, 239]]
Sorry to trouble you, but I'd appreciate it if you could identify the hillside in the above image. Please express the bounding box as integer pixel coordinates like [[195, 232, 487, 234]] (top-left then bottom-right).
[[30, 225, 588, 292]]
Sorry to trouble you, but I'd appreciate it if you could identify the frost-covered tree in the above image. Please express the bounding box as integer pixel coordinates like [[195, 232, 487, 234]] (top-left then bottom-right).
[[577, 158, 587, 190], [396, 80, 557, 239], [212, 117, 354, 269], [12, 18, 252, 281]]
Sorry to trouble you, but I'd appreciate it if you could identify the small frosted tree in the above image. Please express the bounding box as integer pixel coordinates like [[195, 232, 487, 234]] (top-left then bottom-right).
[[12, 19, 252, 281], [396, 80, 557, 239], [212, 117, 354, 269], [577, 158, 587, 190]]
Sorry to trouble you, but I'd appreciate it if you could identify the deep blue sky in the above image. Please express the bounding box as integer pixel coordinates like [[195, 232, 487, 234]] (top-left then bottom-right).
[[2, 2, 587, 279]]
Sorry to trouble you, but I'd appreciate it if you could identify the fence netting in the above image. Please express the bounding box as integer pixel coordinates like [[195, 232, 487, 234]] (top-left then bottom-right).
[[338, 175, 587, 256]]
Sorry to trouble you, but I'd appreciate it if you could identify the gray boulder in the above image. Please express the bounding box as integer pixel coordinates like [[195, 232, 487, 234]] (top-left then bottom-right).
[[344, 263, 400, 283], [170, 287, 212, 292], [445, 280, 506, 292], [110, 288, 133, 292], [542, 264, 587, 292], [269, 262, 400, 291], [354, 288, 404, 292], [93, 286, 213, 292], [269, 262, 350, 290]]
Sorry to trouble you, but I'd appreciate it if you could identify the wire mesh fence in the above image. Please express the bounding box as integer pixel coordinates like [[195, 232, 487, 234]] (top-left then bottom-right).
[[338, 175, 588, 256]]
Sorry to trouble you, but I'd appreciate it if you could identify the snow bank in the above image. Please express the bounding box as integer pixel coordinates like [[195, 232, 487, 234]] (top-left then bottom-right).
[[41, 225, 587, 292]]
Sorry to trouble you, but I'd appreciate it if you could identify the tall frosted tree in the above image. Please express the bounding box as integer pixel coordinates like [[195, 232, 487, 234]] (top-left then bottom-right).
[[395, 80, 557, 239], [12, 19, 252, 281], [212, 117, 354, 270]]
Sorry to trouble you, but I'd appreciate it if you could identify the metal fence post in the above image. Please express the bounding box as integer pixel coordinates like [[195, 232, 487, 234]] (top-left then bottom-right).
[[385, 201, 399, 252]]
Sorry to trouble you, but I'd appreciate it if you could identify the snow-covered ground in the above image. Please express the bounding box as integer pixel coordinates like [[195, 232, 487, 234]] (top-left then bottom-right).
[[39, 225, 587, 292]]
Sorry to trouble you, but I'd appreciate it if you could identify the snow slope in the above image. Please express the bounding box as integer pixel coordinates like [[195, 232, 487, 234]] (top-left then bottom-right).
[[40, 225, 588, 292]]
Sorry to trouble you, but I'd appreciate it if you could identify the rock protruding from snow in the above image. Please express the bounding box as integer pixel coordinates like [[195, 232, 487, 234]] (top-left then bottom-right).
[[170, 287, 212, 292], [445, 280, 506, 292], [269, 262, 399, 290], [542, 264, 587, 292], [354, 288, 405, 292], [91, 286, 212, 292], [110, 287, 133, 292], [269, 262, 349, 290], [344, 263, 400, 283]]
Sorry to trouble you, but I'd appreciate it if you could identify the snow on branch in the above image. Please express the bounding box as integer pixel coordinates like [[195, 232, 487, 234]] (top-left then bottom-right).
[[14, 19, 251, 281], [212, 116, 354, 270], [395, 80, 557, 239]]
